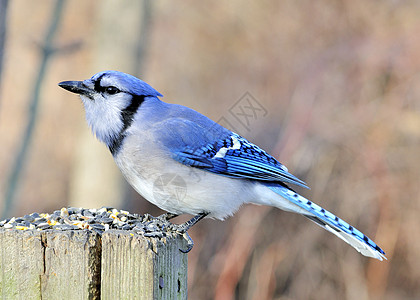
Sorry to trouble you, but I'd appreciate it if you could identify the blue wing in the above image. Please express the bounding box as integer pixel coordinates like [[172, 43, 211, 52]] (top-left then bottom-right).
[[172, 130, 386, 260], [173, 132, 308, 188]]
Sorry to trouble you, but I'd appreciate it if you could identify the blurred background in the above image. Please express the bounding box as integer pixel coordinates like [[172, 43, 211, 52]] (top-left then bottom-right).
[[1, 0, 419, 299]]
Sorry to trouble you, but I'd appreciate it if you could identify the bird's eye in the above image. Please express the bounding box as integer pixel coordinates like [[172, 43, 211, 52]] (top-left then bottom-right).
[[105, 86, 120, 95]]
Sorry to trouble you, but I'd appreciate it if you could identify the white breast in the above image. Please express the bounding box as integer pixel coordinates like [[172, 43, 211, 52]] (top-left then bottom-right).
[[113, 134, 257, 219]]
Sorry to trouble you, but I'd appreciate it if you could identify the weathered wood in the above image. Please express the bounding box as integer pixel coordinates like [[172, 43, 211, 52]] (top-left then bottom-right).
[[0, 228, 188, 299], [41, 230, 101, 299], [0, 229, 44, 300], [101, 230, 188, 300]]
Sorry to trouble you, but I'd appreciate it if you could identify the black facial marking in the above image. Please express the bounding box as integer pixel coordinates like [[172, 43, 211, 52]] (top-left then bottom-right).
[[94, 73, 107, 92], [93, 74, 121, 95], [109, 95, 145, 155]]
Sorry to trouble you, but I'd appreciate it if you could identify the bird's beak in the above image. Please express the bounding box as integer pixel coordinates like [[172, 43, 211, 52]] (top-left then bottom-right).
[[58, 81, 94, 97]]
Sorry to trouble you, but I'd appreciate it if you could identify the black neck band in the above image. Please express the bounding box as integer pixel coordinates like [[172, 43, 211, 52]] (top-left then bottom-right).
[[109, 95, 145, 156]]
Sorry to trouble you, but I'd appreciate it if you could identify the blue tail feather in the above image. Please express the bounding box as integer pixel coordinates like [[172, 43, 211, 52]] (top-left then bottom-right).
[[267, 185, 386, 260]]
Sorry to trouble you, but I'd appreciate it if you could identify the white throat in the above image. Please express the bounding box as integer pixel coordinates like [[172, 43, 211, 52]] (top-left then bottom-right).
[[81, 94, 125, 147]]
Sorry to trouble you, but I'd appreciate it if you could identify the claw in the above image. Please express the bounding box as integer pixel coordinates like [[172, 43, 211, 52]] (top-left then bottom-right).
[[179, 232, 194, 253], [170, 212, 209, 253]]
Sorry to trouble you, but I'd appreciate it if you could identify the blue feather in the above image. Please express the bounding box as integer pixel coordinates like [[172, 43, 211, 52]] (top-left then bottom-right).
[[61, 70, 386, 260], [174, 133, 308, 188], [267, 184, 386, 260], [173, 131, 386, 260], [91, 71, 163, 97]]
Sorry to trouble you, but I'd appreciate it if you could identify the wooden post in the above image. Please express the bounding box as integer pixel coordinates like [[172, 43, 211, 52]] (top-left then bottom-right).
[[0, 228, 187, 299], [41, 230, 101, 299], [0, 229, 44, 299], [101, 230, 188, 299]]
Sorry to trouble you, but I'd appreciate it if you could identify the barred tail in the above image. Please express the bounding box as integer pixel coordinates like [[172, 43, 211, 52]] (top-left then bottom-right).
[[268, 185, 386, 261]]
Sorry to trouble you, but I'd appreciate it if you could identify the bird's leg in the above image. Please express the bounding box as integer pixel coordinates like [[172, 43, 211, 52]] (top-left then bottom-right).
[[174, 212, 209, 253], [175, 212, 209, 233]]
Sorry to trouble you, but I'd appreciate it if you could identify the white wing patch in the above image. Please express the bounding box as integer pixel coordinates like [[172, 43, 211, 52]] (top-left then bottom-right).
[[213, 135, 241, 159]]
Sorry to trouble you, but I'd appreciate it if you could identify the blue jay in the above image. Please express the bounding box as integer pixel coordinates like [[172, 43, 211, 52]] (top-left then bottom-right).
[[59, 71, 386, 260]]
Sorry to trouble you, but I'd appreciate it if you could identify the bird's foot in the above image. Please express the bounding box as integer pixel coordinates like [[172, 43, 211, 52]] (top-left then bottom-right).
[[180, 232, 194, 253], [156, 212, 178, 222], [171, 212, 209, 234], [170, 212, 209, 253]]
